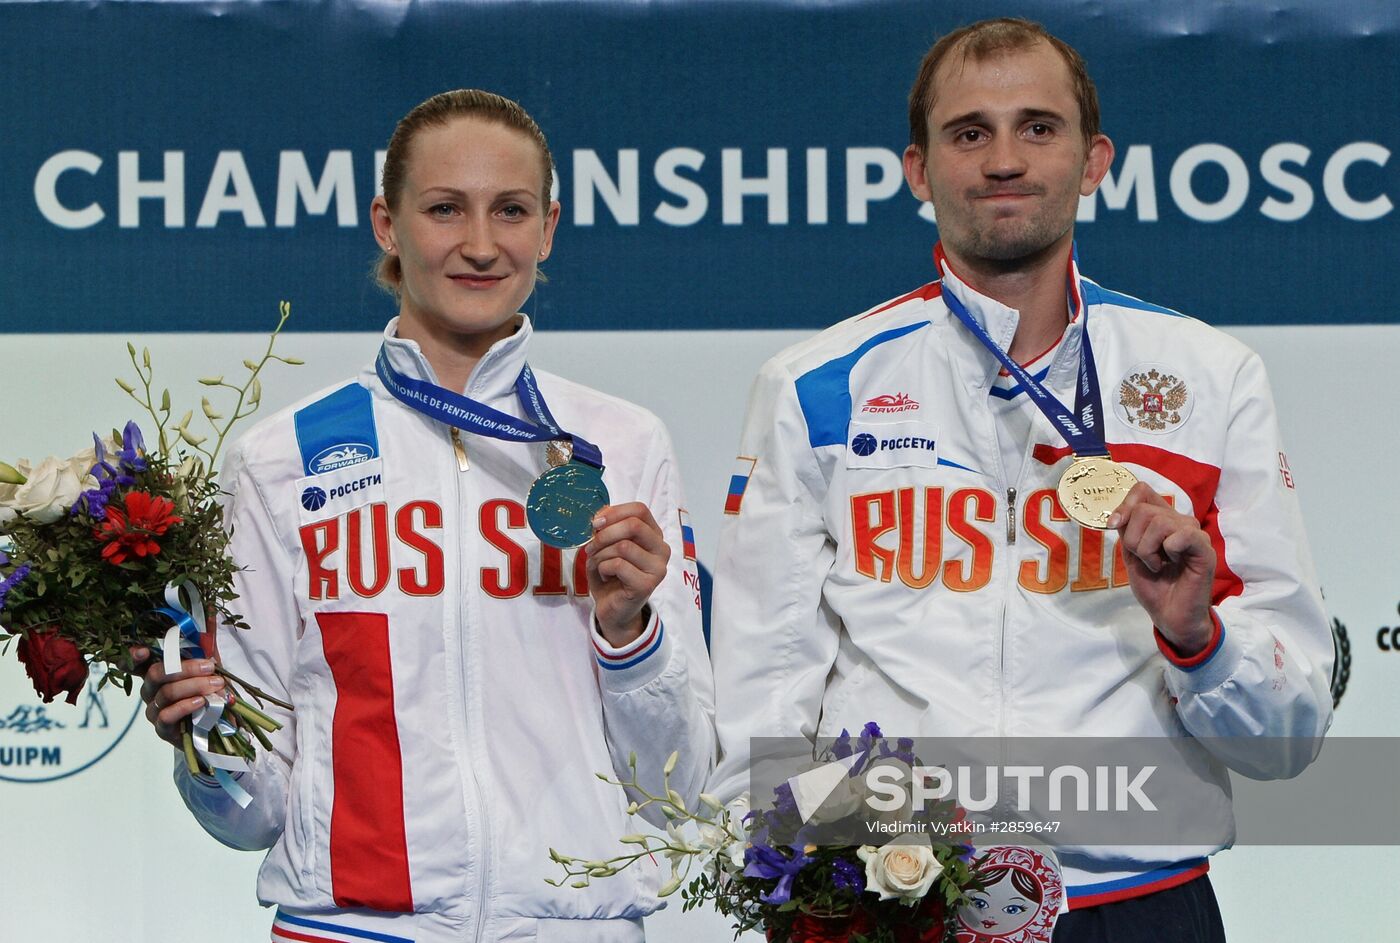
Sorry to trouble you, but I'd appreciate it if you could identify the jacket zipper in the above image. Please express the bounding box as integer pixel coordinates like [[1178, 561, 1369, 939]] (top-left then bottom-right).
[[448, 430, 491, 943], [994, 468, 1015, 817], [450, 427, 470, 471], [997, 485, 1015, 736]]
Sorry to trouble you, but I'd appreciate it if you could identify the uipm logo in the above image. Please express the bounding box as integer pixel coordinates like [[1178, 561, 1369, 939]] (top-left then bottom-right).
[[0, 660, 140, 784]]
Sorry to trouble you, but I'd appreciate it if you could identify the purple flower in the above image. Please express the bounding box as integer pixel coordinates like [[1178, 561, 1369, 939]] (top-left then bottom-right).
[[744, 841, 815, 905], [122, 421, 145, 454], [832, 856, 865, 893], [773, 781, 798, 815], [843, 722, 884, 775], [71, 484, 113, 520], [0, 564, 32, 613], [71, 453, 118, 520], [91, 437, 119, 482], [90, 422, 149, 492], [0, 549, 8, 566], [117, 421, 148, 473], [878, 736, 916, 767]]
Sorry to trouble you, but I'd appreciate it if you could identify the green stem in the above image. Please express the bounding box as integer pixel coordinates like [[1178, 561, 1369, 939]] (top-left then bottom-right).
[[231, 729, 256, 760], [229, 697, 282, 732], [210, 728, 230, 755], [247, 718, 274, 752], [131, 349, 172, 459], [217, 666, 293, 712], [207, 304, 291, 467]]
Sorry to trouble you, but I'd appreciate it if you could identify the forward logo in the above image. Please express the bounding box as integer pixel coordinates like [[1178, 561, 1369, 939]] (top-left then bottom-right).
[[311, 443, 375, 474], [862, 392, 919, 414]]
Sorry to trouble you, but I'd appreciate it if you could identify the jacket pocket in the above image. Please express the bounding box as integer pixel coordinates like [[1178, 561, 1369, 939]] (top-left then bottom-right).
[[293, 719, 318, 884]]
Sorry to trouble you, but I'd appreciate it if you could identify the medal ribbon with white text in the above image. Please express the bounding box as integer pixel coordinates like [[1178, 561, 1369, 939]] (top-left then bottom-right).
[[939, 265, 1110, 459], [375, 347, 604, 468]]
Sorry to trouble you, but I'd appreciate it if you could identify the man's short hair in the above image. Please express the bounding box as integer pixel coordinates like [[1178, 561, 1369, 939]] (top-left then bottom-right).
[[908, 17, 1101, 150]]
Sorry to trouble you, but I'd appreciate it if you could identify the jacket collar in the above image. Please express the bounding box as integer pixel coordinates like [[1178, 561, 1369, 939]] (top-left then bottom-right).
[[932, 243, 1087, 389], [378, 314, 535, 402]]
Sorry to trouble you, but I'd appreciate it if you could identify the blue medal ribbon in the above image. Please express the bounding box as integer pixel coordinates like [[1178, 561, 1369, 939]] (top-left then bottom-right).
[[376, 347, 604, 468], [940, 274, 1109, 458]]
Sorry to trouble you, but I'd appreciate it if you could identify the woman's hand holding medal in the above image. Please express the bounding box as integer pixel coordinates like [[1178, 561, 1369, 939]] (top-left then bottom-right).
[[585, 502, 672, 647], [1108, 483, 1217, 657]]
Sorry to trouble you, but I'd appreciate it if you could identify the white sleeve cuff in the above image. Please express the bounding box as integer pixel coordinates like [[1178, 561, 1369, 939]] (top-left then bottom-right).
[[1165, 609, 1246, 695], [592, 607, 671, 691]]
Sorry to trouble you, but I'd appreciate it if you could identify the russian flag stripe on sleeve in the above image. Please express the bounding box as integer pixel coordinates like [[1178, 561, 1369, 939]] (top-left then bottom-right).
[[272, 910, 414, 943], [725, 456, 757, 515], [594, 612, 665, 670], [274, 927, 345, 943], [679, 508, 697, 560]]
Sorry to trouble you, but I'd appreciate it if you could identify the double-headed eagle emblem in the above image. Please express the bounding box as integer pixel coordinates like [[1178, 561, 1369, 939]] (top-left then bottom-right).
[[1118, 368, 1189, 431]]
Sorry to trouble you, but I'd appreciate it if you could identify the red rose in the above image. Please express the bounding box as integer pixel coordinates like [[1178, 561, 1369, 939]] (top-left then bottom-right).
[[93, 490, 182, 564], [893, 895, 949, 943], [772, 908, 874, 943], [17, 626, 88, 704]]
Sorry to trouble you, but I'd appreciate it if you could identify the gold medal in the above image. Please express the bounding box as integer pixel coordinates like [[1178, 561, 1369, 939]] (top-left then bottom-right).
[[1056, 456, 1138, 530], [545, 439, 573, 468]]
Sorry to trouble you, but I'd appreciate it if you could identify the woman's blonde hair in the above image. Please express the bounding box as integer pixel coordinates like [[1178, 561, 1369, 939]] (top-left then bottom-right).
[[375, 89, 554, 294]]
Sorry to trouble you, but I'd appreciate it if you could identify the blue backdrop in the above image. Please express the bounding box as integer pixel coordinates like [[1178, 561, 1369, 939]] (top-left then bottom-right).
[[3, 0, 1395, 333]]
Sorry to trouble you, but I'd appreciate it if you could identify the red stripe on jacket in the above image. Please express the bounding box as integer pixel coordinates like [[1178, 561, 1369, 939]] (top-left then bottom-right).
[[858, 281, 943, 320], [316, 611, 415, 912]]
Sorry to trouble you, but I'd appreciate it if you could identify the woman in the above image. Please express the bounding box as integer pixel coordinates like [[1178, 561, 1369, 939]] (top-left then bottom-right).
[[136, 89, 714, 943]]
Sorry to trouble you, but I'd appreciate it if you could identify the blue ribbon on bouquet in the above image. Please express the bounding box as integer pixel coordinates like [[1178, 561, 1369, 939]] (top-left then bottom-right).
[[149, 581, 253, 809]]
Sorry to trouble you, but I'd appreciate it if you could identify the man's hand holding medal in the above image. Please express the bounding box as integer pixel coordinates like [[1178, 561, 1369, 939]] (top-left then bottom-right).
[[1109, 484, 1218, 658]]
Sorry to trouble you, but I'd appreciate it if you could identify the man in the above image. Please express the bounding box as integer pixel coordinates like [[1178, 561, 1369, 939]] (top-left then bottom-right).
[[710, 17, 1332, 941]]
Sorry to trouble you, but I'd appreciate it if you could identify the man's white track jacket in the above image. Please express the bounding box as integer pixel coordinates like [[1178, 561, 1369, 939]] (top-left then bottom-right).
[[710, 254, 1332, 907]]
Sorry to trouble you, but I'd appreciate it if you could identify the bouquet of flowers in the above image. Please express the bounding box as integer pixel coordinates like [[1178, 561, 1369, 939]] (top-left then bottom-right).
[[0, 304, 300, 791], [549, 723, 984, 943]]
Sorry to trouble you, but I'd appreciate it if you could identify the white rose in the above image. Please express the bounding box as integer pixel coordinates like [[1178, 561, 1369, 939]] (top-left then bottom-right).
[[0, 456, 89, 526], [70, 443, 106, 485], [858, 840, 943, 905], [75, 436, 123, 476]]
